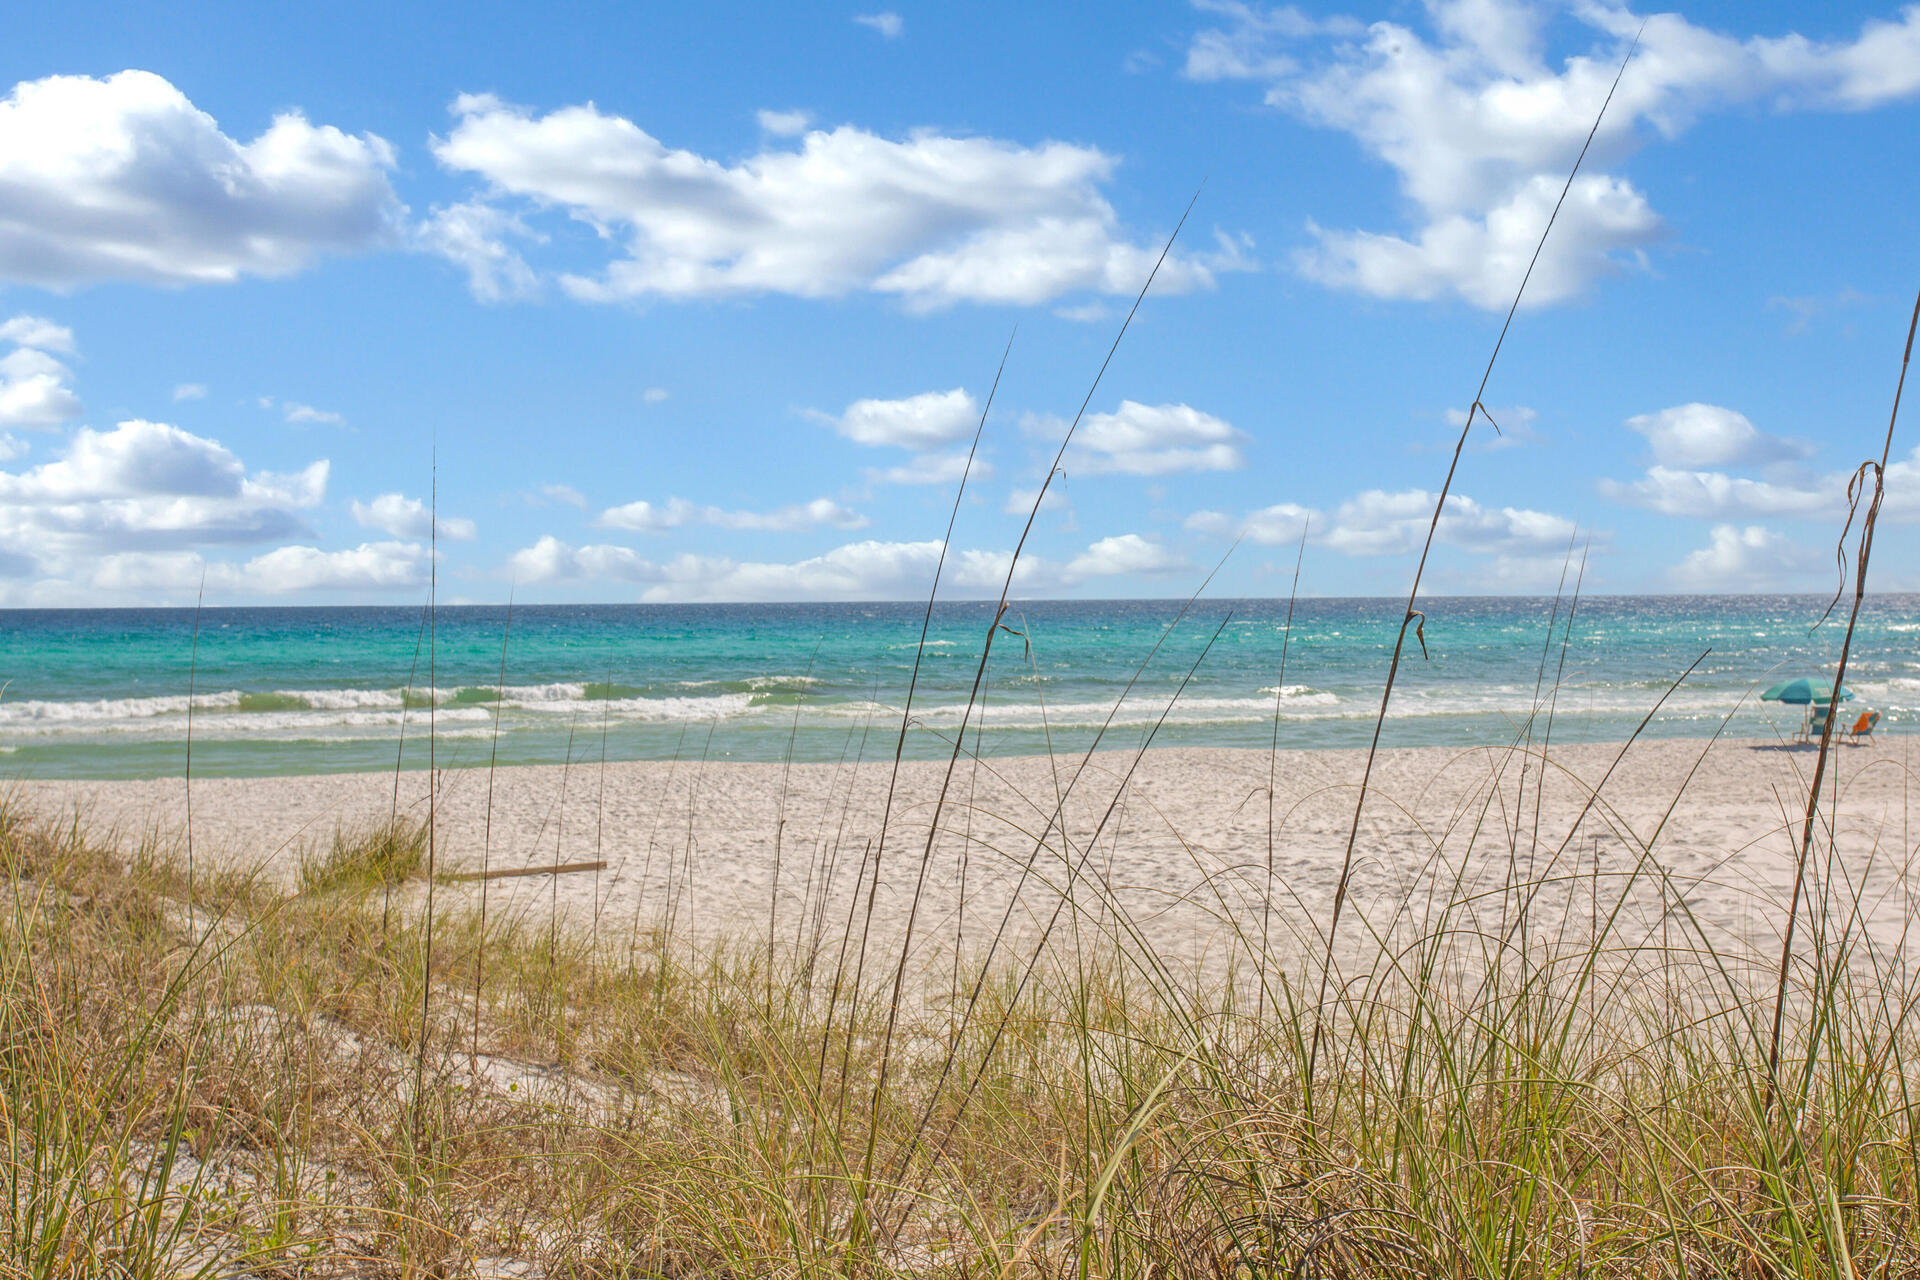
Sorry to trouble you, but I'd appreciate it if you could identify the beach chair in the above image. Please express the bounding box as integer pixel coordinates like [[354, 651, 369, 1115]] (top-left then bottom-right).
[[1801, 702, 1838, 741], [1846, 709, 1881, 743]]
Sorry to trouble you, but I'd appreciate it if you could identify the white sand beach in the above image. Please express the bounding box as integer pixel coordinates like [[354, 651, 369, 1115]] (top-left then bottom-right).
[[12, 736, 1919, 968]]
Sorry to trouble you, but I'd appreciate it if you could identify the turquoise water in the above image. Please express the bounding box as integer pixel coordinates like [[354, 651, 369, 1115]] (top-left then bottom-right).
[[1, 596, 1916, 779]]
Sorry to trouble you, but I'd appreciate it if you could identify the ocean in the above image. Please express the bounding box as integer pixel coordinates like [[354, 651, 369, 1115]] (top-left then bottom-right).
[[1, 595, 1915, 779]]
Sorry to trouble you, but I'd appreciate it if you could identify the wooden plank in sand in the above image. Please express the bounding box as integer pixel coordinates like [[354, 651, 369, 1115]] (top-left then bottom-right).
[[443, 860, 608, 882]]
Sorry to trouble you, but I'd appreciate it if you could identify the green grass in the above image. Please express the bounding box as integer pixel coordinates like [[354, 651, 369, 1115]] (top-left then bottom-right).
[[296, 819, 428, 894]]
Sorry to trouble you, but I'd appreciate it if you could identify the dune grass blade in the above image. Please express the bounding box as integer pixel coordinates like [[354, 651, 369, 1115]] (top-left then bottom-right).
[[594, 657, 613, 991], [299, 819, 429, 893], [474, 592, 513, 1059], [1503, 532, 1579, 957], [895, 540, 1240, 1181], [850, 190, 1201, 1246], [1526, 542, 1589, 899], [1264, 518, 1308, 1011], [385, 593, 432, 945], [412, 448, 439, 1155], [902, 610, 1242, 1205], [1307, 27, 1643, 1089], [823, 328, 1012, 1111], [770, 639, 823, 1011], [184, 571, 204, 903], [1767, 286, 1920, 1095]]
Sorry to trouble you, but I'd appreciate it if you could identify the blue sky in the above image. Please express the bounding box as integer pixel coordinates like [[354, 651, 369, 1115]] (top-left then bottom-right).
[[2, 0, 1918, 604]]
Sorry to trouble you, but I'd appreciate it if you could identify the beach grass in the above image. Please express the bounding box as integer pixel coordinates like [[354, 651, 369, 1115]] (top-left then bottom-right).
[[2, 754, 1918, 1278], [297, 819, 430, 895]]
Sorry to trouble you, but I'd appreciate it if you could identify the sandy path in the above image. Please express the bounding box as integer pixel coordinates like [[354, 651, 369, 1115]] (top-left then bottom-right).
[[12, 737, 1920, 971]]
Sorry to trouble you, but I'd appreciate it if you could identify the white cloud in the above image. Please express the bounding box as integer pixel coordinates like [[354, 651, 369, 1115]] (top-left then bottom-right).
[[1769, 287, 1872, 335], [0, 70, 400, 289], [1184, 509, 1235, 537], [1670, 523, 1813, 591], [1597, 464, 1835, 519], [243, 545, 428, 594], [172, 382, 207, 402], [1005, 485, 1071, 516], [506, 530, 1183, 600], [596, 497, 696, 532], [1322, 487, 1575, 557], [1242, 501, 1315, 544], [506, 535, 576, 584], [351, 491, 477, 541], [231, 542, 427, 592], [283, 402, 343, 425], [706, 497, 867, 532], [598, 495, 868, 533], [1602, 430, 1920, 523], [1440, 549, 1595, 592], [0, 433, 23, 462], [429, 95, 1225, 308], [816, 389, 980, 449], [507, 535, 662, 586], [757, 108, 812, 136], [854, 11, 904, 39], [0, 344, 82, 428], [1185, 501, 1318, 546], [872, 223, 1245, 311], [1183, 2, 1364, 79], [657, 541, 960, 601], [1066, 533, 1189, 577], [0, 315, 74, 353], [1598, 400, 1920, 522], [642, 386, 670, 403], [509, 535, 947, 598], [1047, 400, 1247, 476], [1296, 173, 1659, 309], [0, 419, 329, 586], [90, 541, 427, 596], [0, 419, 324, 533], [1879, 447, 1920, 521], [1624, 402, 1809, 467], [1189, 500, 1317, 545], [1190, 3, 1920, 307], [867, 450, 989, 486], [417, 200, 540, 302], [540, 483, 589, 508], [0, 316, 82, 430], [1054, 301, 1112, 323]]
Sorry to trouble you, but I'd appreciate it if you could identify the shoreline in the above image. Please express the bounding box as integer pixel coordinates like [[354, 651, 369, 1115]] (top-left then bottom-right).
[[10, 736, 1915, 961]]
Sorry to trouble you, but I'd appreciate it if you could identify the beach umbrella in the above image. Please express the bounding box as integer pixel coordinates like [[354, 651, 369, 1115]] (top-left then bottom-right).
[[1761, 677, 1855, 705]]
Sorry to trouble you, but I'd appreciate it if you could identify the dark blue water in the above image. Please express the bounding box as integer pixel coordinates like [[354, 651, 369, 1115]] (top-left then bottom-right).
[[1, 595, 1914, 778]]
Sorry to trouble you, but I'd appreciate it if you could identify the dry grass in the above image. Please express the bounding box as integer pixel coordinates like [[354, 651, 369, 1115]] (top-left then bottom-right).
[[1, 765, 1917, 1279], [299, 820, 429, 896]]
